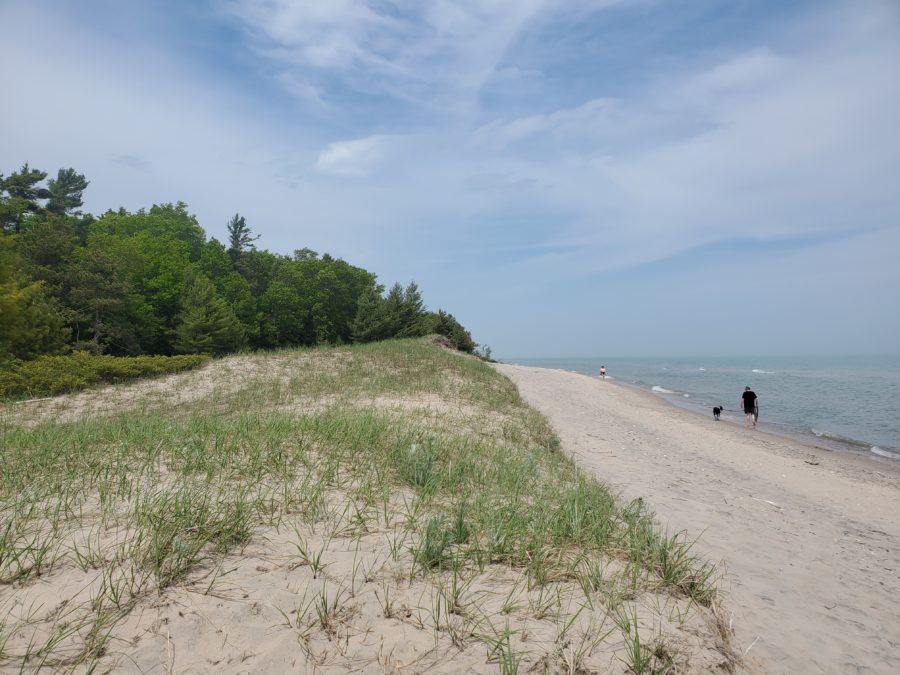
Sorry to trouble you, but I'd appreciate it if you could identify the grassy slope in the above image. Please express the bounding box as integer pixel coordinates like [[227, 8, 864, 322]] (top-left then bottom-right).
[[0, 339, 737, 673]]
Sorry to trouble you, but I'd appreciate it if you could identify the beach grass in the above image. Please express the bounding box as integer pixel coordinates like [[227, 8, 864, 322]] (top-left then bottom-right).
[[0, 338, 736, 672]]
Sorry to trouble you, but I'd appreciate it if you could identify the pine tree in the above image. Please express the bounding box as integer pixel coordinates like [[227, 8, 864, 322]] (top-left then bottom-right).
[[351, 285, 387, 343], [226, 213, 259, 262], [0, 164, 50, 233], [351, 281, 428, 342], [431, 310, 475, 352], [396, 282, 426, 337], [46, 168, 89, 215], [68, 243, 147, 354], [173, 270, 246, 355]]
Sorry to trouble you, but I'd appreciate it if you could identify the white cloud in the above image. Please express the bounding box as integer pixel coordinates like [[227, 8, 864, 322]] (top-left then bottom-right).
[[224, 0, 395, 69], [315, 135, 395, 176]]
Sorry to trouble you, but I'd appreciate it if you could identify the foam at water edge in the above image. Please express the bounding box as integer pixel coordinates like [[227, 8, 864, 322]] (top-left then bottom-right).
[[652, 385, 675, 394], [752, 369, 775, 374], [871, 446, 900, 459]]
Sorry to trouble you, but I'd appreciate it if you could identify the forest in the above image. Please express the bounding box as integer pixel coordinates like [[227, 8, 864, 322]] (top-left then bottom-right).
[[1, 163, 476, 370]]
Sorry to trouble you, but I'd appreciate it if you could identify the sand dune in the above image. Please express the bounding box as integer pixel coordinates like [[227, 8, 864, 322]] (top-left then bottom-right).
[[0, 346, 740, 673], [494, 364, 900, 674]]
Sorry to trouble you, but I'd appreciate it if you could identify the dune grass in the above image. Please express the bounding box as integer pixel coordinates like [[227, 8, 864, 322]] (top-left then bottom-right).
[[0, 339, 734, 673]]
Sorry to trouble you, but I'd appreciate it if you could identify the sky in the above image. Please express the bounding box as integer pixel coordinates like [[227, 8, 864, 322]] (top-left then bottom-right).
[[3, 0, 899, 357]]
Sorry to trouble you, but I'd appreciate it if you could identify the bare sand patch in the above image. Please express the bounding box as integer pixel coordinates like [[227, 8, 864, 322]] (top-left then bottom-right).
[[2, 355, 260, 427], [1, 349, 361, 428]]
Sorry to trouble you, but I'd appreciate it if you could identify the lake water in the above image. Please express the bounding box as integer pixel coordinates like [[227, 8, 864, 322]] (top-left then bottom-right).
[[505, 356, 900, 462]]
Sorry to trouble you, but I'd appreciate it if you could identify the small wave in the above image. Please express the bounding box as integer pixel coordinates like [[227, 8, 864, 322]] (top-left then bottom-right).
[[752, 369, 775, 374], [698, 367, 705, 371], [683, 393, 690, 398], [652, 385, 675, 394], [811, 428, 870, 449], [871, 446, 900, 460]]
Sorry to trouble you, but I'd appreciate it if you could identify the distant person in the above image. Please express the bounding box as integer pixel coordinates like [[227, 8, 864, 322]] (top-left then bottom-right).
[[600, 365, 606, 379], [713, 405, 723, 421], [740, 386, 758, 428]]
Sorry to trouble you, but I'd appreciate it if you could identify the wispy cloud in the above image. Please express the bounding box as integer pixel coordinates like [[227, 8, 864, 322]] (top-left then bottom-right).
[[222, 0, 562, 109], [471, 98, 620, 148], [456, 3, 900, 273], [112, 154, 152, 172], [685, 48, 785, 96], [274, 72, 329, 108]]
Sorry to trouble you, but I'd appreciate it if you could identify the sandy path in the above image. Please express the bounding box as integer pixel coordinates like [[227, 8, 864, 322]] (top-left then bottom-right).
[[494, 364, 900, 675]]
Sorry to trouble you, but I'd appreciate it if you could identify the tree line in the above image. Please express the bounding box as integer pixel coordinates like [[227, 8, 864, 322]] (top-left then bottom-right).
[[1, 164, 476, 363]]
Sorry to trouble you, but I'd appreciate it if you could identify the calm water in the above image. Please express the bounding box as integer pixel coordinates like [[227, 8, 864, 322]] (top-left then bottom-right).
[[506, 356, 900, 462]]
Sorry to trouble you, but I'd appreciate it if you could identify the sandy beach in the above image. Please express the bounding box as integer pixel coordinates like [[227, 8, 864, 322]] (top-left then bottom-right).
[[494, 363, 900, 674]]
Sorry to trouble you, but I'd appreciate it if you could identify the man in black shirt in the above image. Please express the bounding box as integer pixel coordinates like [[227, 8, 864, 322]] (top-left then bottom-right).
[[741, 386, 758, 428]]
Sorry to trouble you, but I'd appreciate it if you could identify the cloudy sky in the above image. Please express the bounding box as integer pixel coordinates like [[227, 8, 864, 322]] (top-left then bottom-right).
[[3, 0, 899, 357]]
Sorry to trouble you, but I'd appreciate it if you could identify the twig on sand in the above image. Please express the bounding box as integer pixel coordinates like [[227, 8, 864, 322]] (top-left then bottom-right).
[[749, 497, 781, 510], [166, 629, 175, 674], [744, 635, 760, 655]]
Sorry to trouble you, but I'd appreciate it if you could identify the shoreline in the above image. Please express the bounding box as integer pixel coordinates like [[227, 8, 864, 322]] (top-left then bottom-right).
[[494, 362, 900, 673], [587, 368, 900, 496], [510, 359, 900, 467], [610, 373, 900, 476]]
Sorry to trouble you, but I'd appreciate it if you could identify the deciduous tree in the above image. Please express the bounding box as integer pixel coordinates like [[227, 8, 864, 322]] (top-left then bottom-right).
[[0, 238, 67, 360]]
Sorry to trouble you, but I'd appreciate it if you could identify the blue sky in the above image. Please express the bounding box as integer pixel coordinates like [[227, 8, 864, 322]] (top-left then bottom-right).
[[3, 0, 899, 357]]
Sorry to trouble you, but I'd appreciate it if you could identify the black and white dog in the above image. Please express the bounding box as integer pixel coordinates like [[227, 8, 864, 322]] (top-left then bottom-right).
[[713, 406, 723, 421]]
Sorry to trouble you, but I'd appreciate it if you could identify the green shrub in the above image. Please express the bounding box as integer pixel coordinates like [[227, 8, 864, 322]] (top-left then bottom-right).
[[0, 352, 210, 399], [418, 310, 476, 353]]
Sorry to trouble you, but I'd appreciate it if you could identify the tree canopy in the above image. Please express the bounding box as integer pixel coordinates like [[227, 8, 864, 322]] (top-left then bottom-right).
[[0, 163, 479, 362]]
